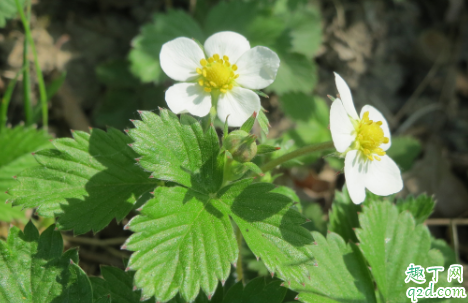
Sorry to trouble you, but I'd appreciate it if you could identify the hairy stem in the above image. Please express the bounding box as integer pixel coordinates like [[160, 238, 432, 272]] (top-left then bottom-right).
[[261, 141, 335, 172]]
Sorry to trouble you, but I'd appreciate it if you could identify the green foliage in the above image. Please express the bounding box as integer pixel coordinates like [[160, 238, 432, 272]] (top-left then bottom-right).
[[0, 0, 25, 28], [302, 203, 327, 235], [223, 278, 287, 303], [9, 128, 158, 234], [396, 194, 435, 225], [0, 125, 51, 222], [90, 266, 155, 303], [0, 221, 92, 302], [355, 201, 445, 302], [386, 136, 422, 172], [129, 10, 205, 83], [267, 97, 331, 168], [124, 110, 316, 302], [328, 186, 361, 243], [297, 232, 376, 303], [94, 59, 166, 129]]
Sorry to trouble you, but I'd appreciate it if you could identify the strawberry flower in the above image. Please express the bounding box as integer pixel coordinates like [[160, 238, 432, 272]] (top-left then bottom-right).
[[330, 73, 403, 204], [160, 31, 280, 127]]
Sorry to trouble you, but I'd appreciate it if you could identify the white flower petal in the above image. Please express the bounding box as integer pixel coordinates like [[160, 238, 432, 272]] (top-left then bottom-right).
[[364, 155, 403, 196], [217, 87, 260, 127], [160, 37, 205, 81], [334, 72, 359, 120], [330, 99, 356, 152], [204, 31, 250, 63], [360, 105, 392, 151], [235, 46, 280, 90], [165, 83, 212, 117], [344, 150, 368, 204]]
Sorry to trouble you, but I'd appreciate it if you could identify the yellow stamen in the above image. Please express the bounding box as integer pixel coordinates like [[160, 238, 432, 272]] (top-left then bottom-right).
[[355, 111, 389, 162], [223, 55, 229, 61], [200, 59, 207, 66], [198, 79, 204, 86], [194, 53, 239, 93], [204, 87, 212, 92], [232, 64, 238, 71], [196, 68, 202, 75]]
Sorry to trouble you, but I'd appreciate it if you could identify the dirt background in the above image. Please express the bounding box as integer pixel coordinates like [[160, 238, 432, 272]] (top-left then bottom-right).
[[1, 0, 468, 285]]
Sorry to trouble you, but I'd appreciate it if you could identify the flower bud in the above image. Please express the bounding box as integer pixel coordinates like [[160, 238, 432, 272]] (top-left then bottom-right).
[[223, 130, 257, 163]]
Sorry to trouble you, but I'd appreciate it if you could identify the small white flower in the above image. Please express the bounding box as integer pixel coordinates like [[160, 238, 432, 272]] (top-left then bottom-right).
[[330, 73, 403, 204], [159, 31, 280, 127]]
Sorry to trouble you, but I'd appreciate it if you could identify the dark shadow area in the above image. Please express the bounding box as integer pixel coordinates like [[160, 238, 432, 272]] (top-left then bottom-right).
[[58, 128, 158, 234]]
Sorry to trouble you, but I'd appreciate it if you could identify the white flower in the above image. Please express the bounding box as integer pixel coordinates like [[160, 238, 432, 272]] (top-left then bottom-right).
[[330, 73, 403, 204], [159, 31, 280, 127]]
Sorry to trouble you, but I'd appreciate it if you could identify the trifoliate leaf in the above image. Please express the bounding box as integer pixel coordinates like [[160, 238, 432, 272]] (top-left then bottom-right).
[[267, 52, 317, 95], [355, 201, 445, 302], [328, 186, 361, 243], [9, 128, 158, 234], [296, 232, 377, 303], [396, 194, 435, 225], [0, 125, 51, 222], [125, 111, 320, 302], [129, 10, 204, 83], [0, 221, 92, 302], [0, 0, 25, 28], [386, 136, 421, 172], [223, 278, 287, 303]]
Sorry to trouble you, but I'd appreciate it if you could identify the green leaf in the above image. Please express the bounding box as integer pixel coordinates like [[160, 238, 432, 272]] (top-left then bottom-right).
[[273, 0, 322, 59], [223, 278, 287, 303], [430, 237, 457, 268], [9, 127, 158, 234], [386, 136, 421, 172], [125, 111, 320, 302], [129, 10, 204, 83], [297, 232, 377, 303], [355, 201, 445, 302], [302, 203, 327, 235], [328, 187, 361, 243], [0, 0, 25, 28], [279, 94, 329, 124], [396, 194, 435, 225], [0, 125, 52, 222], [0, 221, 92, 302], [204, 2, 258, 37], [267, 52, 317, 95], [96, 59, 140, 88]]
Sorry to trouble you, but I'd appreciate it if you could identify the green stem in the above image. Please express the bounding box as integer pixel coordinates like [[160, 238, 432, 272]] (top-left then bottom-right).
[[235, 224, 244, 283], [261, 141, 335, 172], [22, 1, 32, 125], [0, 69, 23, 133], [15, 0, 48, 130]]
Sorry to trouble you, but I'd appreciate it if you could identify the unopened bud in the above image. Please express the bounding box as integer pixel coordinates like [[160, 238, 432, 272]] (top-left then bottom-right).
[[223, 130, 257, 162]]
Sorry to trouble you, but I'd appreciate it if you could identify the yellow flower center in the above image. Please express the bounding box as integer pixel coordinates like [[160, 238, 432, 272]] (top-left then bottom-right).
[[355, 111, 389, 161], [196, 54, 239, 93]]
